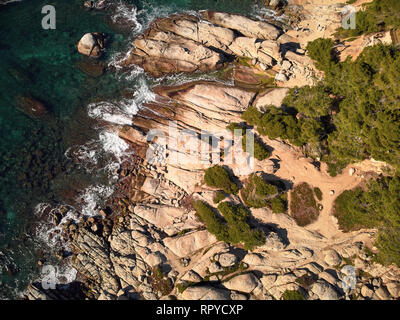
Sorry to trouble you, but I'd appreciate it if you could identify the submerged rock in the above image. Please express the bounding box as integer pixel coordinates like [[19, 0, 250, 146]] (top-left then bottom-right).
[[16, 95, 49, 118], [75, 60, 105, 77]]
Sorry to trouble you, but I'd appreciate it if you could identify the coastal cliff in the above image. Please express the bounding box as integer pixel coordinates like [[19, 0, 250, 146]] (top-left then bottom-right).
[[25, 0, 400, 301]]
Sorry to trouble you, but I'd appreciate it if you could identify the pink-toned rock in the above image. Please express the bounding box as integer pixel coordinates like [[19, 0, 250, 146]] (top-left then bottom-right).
[[163, 230, 217, 257]]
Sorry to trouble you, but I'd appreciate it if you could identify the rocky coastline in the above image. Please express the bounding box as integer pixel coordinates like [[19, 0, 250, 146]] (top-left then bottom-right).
[[25, 0, 400, 301]]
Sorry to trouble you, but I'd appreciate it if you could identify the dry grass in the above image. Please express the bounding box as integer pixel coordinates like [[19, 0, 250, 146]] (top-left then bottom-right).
[[290, 182, 319, 226]]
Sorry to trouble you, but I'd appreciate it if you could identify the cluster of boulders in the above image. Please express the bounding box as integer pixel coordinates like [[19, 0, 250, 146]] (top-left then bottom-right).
[[25, 73, 400, 300], [120, 11, 317, 85], [25, 7, 400, 301]]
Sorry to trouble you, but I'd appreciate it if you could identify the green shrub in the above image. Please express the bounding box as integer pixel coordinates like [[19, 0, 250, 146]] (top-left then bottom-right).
[[192, 200, 265, 251], [257, 108, 305, 147], [192, 200, 229, 242], [218, 202, 266, 251], [242, 106, 262, 126], [213, 190, 226, 204], [226, 123, 271, 160], [333, 175, 400, 267], [241, 174, 278, 208], [336, 0, 400, 38], [306, 38, 336, 72], [281, 290, 305, 300], [270, 195, 287, 213], [314, 187, 323, 201], [204, 165, 239, 194], [283, 85, 332, 118]]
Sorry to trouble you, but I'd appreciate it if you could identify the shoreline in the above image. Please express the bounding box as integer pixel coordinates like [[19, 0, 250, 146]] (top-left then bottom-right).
[[23, 1, 400, 301]]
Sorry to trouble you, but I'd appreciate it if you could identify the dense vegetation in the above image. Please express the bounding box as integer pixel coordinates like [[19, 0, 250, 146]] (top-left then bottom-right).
[[240, 174, 287, 213], [307, 41, 400, 175], [226, 122, 271, 160], [333, 175, 400, 266], [289, 26, 400, 267], [192, 200, 265, 250], [241, 174, 277, 208], [213, 190, 226, 204], [204, 165, 239, 194], [337, 0, 400, 38], [243, 40, 400, 176], [290, 183, 319, 226]]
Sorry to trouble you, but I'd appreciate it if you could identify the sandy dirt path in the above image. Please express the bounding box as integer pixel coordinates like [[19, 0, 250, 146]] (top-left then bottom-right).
[[255, 138, 375, 241]]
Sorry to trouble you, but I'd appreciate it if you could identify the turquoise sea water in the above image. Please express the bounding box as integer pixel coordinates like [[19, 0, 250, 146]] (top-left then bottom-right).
[[0, 0, 267, 299]]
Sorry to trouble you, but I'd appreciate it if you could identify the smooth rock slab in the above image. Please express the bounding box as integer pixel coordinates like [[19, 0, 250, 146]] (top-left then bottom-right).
[[217, 253, 238, 268], [254, 88, 289, 110], [182, 285, 231, 300], [324, 249, 342, 267], [201, 11, 281, 40], [222, 273, 259, 293], [311, 280, 340, 300], [163, 230, 217, 258]]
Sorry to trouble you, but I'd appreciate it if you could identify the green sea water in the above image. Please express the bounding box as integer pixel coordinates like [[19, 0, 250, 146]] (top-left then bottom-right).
[[0, 0, 268, 299]]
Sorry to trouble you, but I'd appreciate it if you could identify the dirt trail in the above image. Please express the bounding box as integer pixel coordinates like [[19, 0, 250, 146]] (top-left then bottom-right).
[[256, 138, 371, 241]]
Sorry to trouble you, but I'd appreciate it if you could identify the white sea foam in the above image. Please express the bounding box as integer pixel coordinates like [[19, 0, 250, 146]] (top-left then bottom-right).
[[98, 130, 130, 161], [87, 74, 154, 125], [79, 184, 114, 217], [112, 2, 142, 34], [33, 203, 77, 254]]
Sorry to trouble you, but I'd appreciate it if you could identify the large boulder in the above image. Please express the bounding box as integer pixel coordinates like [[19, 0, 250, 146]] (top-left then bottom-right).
[[311, 280, 340, 300], [133, 204, 201, 236], [157, 82, 256, 117], [163, 230, 217, 258], [181, 285, 231, 300], [222, 273, 259, 293], [123, 30, 225, 77], [217, 253, 238, 268], [229, 37, 280, 66], [253, 88, 289, 110], [323, 249, 342, 267], [154, 15, 236, 54], [77, 32, 105, 57], [200, 11, 281, 40]]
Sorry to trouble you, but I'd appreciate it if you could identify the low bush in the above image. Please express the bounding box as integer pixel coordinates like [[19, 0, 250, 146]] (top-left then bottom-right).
[[242, 106, 262, 126], [333, 175, 400, 267], [192, 200, 265, 251], [213, 190, 226, 204], [335, 0, 400, 38], [314, 187, 323, 201], [270, 195, 287, 213], [306, 38, 336, 72], [217, 202, 266, 250], [290, 182, 319, 226], [226, 123, 271, 160], [281, 290, 305, 300], [192, 200, 229, 242], [241, 174, 278, 208], [204, 165, 239, 194], [150, 266, 173, 296]]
